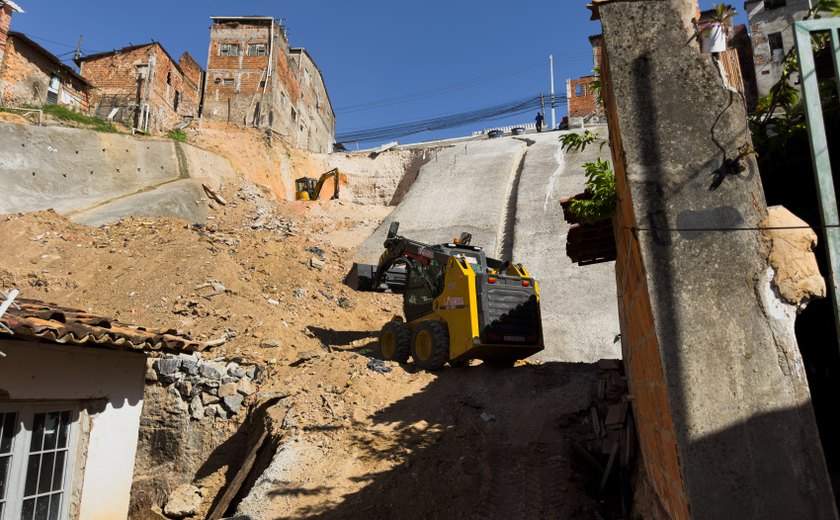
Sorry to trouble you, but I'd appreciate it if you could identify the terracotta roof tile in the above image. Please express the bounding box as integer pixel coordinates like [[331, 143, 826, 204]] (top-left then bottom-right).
[[0, 298, 208, 353]]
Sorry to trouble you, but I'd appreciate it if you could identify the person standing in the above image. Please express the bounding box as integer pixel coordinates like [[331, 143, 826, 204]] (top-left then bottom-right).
[[535, 112, 544, 133]]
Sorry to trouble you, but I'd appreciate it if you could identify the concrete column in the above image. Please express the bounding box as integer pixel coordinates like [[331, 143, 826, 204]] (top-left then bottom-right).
[[597, 0, 837, 518]]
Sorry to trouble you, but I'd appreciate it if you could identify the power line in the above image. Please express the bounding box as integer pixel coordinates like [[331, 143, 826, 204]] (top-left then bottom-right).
[[336, 94, 565, 144], [335, 54, 590, 114]]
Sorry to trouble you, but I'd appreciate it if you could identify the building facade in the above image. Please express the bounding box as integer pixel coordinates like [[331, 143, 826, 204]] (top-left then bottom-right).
[[203, 16, 335, 153], [744, 0, 811, 97], [0, 0, 22, 72], [0, 32, 93, 110], [0, 299, 207, 519], [77, 43, 204, 133]]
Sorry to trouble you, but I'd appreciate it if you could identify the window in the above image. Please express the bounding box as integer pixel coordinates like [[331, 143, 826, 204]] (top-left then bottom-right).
[[166, 71, 171, 85], [764, 0, 787, 8], [173, 91, 180, 112], [218, 44, 240, 57], [575, 83, 583, 97], [769, 31, 785, 61], [222, 78, 234, 87], [0, 405, 78, 520], [247, 44, 267, 57], [316, 92, 321, 109], [291, 107, 297, 121], [259, 80, 266, 89]]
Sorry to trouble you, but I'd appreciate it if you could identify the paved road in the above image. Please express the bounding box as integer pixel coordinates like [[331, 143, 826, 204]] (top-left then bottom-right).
[[358, 130, 621, 362]]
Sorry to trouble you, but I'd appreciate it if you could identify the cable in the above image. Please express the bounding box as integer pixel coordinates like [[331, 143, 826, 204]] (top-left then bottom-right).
[[335, 55, 590, 114], [336, 94, 564, 143], [628, 224, 840, 232], [23, 34, 104, 54]]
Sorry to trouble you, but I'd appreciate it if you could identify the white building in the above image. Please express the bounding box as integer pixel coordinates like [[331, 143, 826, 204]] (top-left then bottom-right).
[[0, 299, 206, 519]]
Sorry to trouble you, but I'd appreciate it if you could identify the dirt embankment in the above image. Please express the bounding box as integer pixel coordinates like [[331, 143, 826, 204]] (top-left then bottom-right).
[[189, 122, 428, 206]]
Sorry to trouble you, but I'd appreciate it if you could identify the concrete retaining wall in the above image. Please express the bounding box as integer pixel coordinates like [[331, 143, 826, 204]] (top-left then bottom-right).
[[0, 122, 236, 225]]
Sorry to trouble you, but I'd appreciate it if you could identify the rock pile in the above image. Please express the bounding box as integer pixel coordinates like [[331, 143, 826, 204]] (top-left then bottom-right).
[[146, 353, 262, 420]]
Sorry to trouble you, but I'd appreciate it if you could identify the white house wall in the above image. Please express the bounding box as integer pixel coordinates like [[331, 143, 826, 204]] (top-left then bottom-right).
[[0, 340, 146, 520]]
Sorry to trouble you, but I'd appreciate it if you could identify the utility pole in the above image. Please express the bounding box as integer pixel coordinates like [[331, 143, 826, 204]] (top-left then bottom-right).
[[549, 54, 556, 131], [73, 35, 83, 71], [540, 93, 546, 128]]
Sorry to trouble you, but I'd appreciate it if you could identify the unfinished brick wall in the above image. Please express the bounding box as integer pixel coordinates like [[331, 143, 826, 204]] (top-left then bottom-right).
[[79, 43, 202, 132], [203, 18, 334, 153], [0, 35, 91, 110], [0, 4, 12, 71], [601, 36, 690, 520], [567, 76, 598, 119]]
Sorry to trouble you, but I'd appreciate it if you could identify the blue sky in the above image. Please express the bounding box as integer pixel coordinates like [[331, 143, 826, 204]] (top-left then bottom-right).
[[10, 1, 731, 146]]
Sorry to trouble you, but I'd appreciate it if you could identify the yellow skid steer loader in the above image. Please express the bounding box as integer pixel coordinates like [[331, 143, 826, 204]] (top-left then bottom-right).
[[347, 222, 544, 369]]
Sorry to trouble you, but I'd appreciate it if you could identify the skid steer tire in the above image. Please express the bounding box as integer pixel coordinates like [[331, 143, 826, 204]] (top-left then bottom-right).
[[411, 321, 450, 371], [378, 321, 411, 363]]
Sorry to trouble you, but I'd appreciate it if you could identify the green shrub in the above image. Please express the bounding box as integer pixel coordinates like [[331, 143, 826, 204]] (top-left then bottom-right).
[[40, 104, 118, 133], [167, 129, 187, 142], [568, 158, 616, 224], [559, 130, 598, 153]]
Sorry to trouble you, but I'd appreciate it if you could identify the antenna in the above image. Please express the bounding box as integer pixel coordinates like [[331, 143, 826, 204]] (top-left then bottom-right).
[[73, 35, 83, 70]]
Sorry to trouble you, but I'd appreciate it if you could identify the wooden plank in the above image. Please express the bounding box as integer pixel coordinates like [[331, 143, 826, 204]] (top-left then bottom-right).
[[599, 441, 619, 492], [206, 427, 270, 520], [591, 406, 602, 436]]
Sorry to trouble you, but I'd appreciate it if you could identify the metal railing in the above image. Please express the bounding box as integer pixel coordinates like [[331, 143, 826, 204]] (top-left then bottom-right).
[[794, 18, 840, 348], [0, 107, 43, 126]]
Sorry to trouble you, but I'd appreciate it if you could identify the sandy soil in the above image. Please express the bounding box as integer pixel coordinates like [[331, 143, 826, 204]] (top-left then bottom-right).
[[0, 174, 606, 520]]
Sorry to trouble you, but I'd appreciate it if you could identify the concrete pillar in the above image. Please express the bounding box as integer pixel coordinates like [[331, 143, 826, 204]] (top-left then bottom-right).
[[596, 0, 838, 518]]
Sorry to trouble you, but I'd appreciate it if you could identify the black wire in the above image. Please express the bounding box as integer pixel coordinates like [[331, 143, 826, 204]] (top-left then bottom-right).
[[336, 94, 559, 143], [335, 54, 590, 114], [629, 224, 840, 232]]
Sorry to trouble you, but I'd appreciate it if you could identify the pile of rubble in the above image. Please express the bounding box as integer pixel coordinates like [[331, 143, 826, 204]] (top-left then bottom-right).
[[146, 353, 264, 420]]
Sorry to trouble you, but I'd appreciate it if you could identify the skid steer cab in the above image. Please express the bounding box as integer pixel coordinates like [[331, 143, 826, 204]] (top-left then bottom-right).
[[347, 222, 544, 370]]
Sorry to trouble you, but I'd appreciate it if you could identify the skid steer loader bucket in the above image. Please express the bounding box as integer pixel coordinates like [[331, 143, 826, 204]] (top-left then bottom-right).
[[345, 263, 407, 293]]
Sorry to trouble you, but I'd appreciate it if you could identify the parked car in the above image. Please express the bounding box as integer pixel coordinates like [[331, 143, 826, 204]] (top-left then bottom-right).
[[512, 127, 526, 135], [488, 129, 504, 138]]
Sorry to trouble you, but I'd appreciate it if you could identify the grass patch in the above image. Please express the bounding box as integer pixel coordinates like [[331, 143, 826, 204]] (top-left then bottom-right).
[[167, 129, 187, 142], [40, 104, 118, 133]]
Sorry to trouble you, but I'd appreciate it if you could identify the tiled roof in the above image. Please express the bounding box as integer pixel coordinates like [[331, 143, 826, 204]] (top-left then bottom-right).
[[0, 298, 208, 353]]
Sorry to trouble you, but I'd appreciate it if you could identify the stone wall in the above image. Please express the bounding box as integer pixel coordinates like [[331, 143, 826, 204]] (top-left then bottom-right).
[[598, 0, 837, 518], [130, 352, 264, 515]]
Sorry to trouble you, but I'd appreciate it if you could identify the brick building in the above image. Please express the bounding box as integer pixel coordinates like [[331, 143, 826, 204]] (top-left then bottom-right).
[[77, 43, 204, 133], [744, 0, 810, 97], [0, 1, 93, 111], [566, 34, 604, 121], [0, 0, 23, 71], [0, 32, 93, 110], [203, 16, 335, 153]]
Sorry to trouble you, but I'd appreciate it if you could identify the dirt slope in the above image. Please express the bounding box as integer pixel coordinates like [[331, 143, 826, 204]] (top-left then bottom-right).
[[0, 178, 605, 519]]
